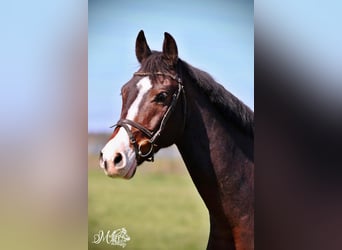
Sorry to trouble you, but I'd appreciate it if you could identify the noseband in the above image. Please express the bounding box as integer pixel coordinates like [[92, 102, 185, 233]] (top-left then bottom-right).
[[112, 71, 186, 162]]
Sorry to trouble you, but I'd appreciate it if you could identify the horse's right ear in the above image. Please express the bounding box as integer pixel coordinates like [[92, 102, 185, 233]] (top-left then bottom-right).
[[135, 30, 151, 63], [162, 32, 178, 66]]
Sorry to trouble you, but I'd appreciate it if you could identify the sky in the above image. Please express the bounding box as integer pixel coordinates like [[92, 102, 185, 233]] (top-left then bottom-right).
[[89, 0, 254, 133]]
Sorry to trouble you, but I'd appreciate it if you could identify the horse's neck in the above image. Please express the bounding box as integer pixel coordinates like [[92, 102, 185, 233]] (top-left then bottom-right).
[[176, 81, 252, 180], [175, 82, 254, 223]]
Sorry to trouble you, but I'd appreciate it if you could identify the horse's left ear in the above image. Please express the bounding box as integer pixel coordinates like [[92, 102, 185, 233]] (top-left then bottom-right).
[[162, 32, 178, 66]]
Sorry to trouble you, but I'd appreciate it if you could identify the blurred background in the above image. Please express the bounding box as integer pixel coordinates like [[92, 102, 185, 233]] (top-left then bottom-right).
[[0, 1, 87, 250], [88, 1, 253, 249]]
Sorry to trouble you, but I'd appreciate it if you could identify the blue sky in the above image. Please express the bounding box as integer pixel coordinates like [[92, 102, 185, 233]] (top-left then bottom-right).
[[89, 0, 254, 133]]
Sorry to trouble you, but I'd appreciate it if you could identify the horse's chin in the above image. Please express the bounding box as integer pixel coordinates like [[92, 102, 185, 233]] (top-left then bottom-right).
[[123, 163, 137, 179]]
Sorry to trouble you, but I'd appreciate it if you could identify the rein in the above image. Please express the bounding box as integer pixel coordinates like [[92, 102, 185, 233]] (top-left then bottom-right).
[[112, 72, 186, 162]]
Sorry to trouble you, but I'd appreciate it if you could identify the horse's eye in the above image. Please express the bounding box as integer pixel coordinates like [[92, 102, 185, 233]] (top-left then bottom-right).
[[154, 92, 168, 103]]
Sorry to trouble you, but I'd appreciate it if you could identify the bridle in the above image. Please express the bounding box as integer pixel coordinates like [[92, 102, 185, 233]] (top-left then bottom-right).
[[112, 71, 186, 162], [111, 71, 186, 162]]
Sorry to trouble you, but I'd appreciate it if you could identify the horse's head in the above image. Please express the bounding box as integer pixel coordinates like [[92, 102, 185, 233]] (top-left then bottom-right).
[[100, 30, 186, 179]]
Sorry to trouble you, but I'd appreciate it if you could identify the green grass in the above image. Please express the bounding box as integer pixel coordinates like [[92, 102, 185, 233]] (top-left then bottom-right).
[[88, 159, 209, 250]]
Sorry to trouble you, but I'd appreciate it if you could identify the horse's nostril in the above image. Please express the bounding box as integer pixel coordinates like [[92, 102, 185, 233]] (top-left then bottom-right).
[[114, 153, 123, 166], [104, 160, 108, 170]]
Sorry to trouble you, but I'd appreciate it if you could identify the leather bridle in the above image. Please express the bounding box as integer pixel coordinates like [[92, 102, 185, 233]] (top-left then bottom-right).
[[111, 71, 186, 162]]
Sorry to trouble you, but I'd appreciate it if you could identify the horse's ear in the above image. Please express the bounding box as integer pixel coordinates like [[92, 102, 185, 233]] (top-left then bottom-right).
[[162, 32, 178, 66], [135, 30, 151, 63]]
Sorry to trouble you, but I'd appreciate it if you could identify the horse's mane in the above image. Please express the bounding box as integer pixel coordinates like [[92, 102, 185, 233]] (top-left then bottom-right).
[[140, 52, 254, 137], [180, 59, 254, 137]]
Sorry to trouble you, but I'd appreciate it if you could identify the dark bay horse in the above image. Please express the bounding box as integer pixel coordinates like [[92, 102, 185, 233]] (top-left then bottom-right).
[[100, 30, 254, 250]]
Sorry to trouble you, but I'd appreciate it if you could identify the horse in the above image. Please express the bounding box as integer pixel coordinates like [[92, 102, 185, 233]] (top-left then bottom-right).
[[99, 30, 254, 250]]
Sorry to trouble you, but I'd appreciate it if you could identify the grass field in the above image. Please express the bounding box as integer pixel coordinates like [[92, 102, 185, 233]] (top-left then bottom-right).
[[88, 154, 209, 250]]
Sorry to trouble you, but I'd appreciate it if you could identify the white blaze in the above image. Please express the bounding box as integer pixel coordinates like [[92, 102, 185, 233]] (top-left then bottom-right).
[[101, 77, 152, 166], [126, 77, 152, 120]]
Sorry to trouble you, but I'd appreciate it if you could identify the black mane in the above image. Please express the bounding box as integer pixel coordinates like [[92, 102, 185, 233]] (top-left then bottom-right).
[[180, 59, 254, 137], [140, 52, 254, 137], [139, 51, 171, 73]]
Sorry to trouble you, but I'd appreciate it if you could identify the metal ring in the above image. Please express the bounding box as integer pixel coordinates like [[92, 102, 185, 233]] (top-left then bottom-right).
[[138, 143, 154, 158]]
